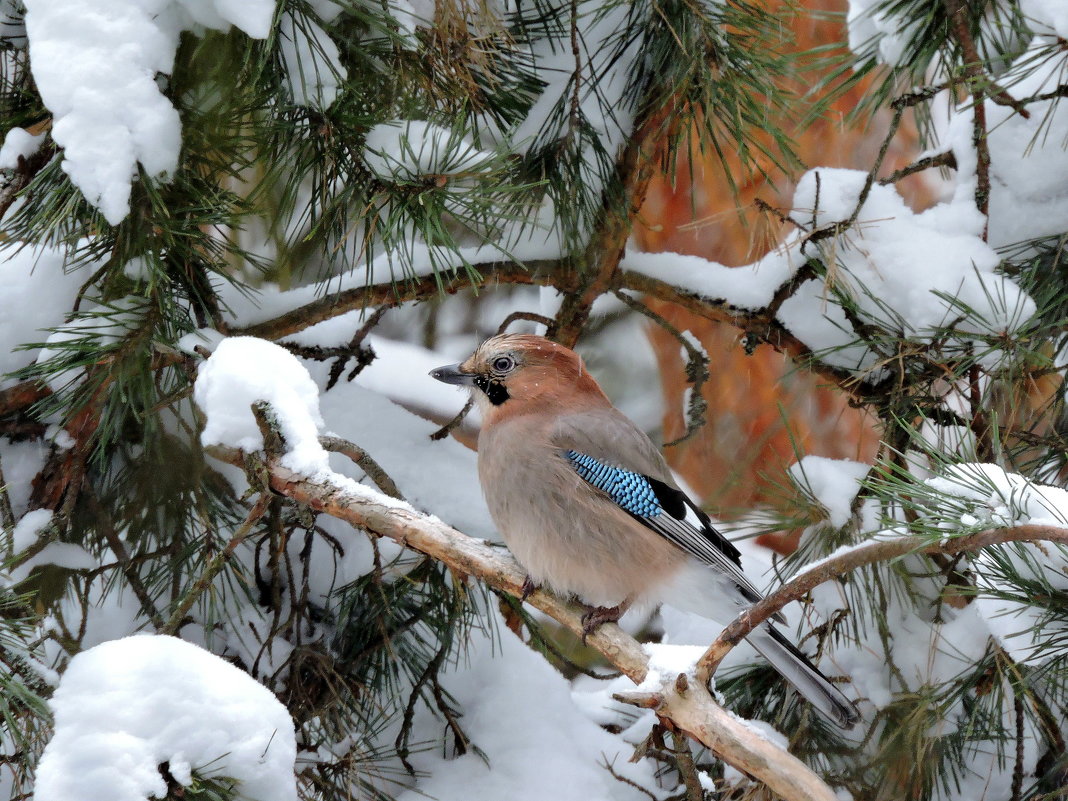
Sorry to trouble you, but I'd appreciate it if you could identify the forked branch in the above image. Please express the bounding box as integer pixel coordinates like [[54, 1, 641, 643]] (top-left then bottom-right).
[[206, 429, 838, 801]]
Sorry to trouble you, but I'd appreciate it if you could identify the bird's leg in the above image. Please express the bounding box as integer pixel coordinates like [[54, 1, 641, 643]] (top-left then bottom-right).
[[519, 575, 539, 602], [580, 596, 634, 644]]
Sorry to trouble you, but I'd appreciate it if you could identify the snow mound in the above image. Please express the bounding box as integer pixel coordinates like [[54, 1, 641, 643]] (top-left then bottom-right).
[[20, 0, 274, 224], [34, 634, 297, 801], [194, 336, 330, 475]]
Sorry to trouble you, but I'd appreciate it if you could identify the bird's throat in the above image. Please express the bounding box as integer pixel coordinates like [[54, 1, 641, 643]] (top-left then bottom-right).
[[475, 376, 510, 405]]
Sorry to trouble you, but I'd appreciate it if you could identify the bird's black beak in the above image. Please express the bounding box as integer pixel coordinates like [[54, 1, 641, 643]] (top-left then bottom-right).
[[430, 363, 477, 386]]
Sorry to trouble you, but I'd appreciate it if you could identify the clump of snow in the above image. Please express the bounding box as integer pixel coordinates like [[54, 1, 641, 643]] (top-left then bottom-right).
[[1021, 0, 1068, 37], [10, 507, 53, 552], [0, 242, 88, 387], [621, 246, 797, 310], [789, 456, 870, 529], [35, 635, 297, 801], [391, 0, 435, 34], [944, 39, 1068, 247], [636, 643, 708, 691], [793, 168, 1032, 337], [278, 9, 346, 109], [194, 336, 330, 475], [0, 439, 47, 518], [0, 126, 45, 169], [5, 507, 95, 591], [120, 256, 151, 282], [364, 120, 496, 183], [177, 326, 226, 355], [925, 462, 1068, 530], [916, 463, 1068, 680], [21, 0, 274, 224], [846, 0, 919, 66]]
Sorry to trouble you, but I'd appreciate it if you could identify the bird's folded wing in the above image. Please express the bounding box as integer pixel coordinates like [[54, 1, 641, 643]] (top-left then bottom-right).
[[559, 447, 766, 605]]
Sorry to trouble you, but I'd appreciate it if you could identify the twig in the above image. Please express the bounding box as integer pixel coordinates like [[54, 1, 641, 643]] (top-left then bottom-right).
[[328, 305, 388, 390], [944, 0, 992, 232], [568, 0, 582, 141], [496, 311, 557, 336], [161, 493, 271, 635], [671, 730, 705, 801], [85, 487, 166, 629], [602, 757, 661, 801], [320, 435, 404, 500], [1012, 694, 1025, 801], [497, 591, 621, 680], [396, 584, 466, 773], [878, 151, 958, 185], [695, 523, 1068, 684], [613, 289, 709, 446], [0, 451, 15, 533], [429, 396, 476, 442]]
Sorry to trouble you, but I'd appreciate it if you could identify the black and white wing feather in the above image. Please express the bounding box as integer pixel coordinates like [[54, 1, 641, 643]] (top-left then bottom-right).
[[562, 449, 766, 605]]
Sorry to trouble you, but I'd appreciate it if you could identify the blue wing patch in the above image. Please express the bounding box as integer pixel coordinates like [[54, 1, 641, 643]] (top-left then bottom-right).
[[562, 448, 777, 611], [564, 450, 662, 517]]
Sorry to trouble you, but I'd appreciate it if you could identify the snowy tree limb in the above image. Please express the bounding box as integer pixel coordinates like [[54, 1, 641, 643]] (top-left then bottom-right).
[[616, 677, 838, 801], [205, 439, 838, 801], [232, 261, 865, 405], [695, 524, 1068, 684]]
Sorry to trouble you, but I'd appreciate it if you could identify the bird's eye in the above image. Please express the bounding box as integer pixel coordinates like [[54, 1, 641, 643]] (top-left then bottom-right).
[[492, 355, 516, 373]]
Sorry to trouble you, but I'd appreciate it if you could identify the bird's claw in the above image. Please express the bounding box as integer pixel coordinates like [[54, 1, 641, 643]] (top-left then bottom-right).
[[519, 575, 538, 602], [580, 604, 623, 645]]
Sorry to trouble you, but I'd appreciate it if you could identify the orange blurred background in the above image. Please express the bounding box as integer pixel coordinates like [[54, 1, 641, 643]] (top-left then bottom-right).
[[634, 0, 934, 551]]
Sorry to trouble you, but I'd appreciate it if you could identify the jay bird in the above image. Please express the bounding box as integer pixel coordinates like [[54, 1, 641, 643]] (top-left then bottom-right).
[[431, 333, 858, 729]]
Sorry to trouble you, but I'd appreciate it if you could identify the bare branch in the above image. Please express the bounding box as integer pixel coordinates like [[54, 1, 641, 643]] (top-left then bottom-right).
[[613, 289, 709, 446], [235, 261, 566, 341], [695, 524, 1068, 684], [320, 435, 404, 500], [878, 151, 958, 186]]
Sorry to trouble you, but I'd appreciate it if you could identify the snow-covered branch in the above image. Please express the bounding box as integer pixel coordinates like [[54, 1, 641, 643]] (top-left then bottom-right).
[[696, 523, 1068, 684], [205, 426, 838, 801]]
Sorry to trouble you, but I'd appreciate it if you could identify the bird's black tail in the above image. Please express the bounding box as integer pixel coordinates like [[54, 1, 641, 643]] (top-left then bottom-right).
[[747, 625, 860, 729]]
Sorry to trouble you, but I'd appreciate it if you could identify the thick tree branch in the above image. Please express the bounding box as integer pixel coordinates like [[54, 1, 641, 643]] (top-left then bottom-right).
[[235, 261, 568, 341], [206, 438, 837, 801], [616, 680, 837, 801], [695, 524, 1068, 684], [232, 261, 870, 408], [0, 381, 51, 419], [554, 102, 678, 348]]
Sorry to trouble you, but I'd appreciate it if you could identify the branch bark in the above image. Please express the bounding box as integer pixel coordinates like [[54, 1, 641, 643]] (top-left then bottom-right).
[[695, 524, 1068, 684], [207, 439, 837, 801], [230, 261, 869, 406]]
